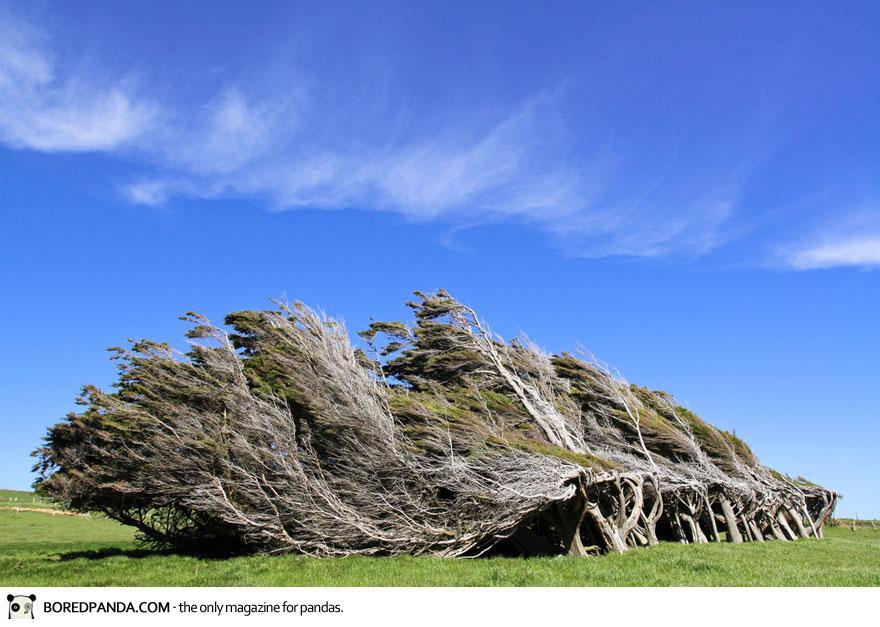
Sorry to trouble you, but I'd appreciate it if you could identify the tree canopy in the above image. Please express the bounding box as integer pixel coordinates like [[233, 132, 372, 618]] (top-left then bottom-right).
[[34, 291, 837, 556]]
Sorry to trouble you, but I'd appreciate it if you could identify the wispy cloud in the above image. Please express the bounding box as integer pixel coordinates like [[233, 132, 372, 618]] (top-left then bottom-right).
[[0, 13, 156, 152], [121, 96, 740, 260], [786, 234, 880, 269], [1, 9, 743, 261], [123, 179, 173, 206], [157, 89, 287, 176], [122, 96, 608, 228], [778, 207, 880, 269]]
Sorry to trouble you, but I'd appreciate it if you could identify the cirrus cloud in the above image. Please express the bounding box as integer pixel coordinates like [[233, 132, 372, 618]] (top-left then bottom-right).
[[2, 8, 746, 262], [0, 13, 156, 152], [786, 234, 880, 269]]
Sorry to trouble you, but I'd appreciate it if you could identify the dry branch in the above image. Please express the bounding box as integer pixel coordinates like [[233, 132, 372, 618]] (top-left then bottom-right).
[[34, 290, 837, 556]]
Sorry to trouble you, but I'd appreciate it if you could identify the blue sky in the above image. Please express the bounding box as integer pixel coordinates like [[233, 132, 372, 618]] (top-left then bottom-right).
[[1, 1, 878, 516]]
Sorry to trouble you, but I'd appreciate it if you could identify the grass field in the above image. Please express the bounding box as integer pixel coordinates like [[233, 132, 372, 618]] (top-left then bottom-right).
[[0, 488, 57, 509], [1, 491, 877, 586]]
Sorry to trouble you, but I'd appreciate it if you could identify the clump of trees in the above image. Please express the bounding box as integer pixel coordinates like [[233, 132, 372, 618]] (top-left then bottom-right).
[[34, 291, 837, 556]]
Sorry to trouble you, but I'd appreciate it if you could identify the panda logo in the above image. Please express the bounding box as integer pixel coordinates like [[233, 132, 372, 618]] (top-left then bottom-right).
[[6, 595, 36, 620]]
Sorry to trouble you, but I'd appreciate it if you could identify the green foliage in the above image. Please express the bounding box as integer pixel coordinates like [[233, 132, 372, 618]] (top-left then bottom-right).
[[486, 435, 618, 471], [225, 310, 294, 397], [34, 291, 836, 557], [671, 405, 757, 471], [768, 469, 819, 487]]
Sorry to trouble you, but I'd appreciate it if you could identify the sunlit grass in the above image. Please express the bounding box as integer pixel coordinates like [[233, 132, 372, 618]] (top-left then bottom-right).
[[1, 492, 877, 587]]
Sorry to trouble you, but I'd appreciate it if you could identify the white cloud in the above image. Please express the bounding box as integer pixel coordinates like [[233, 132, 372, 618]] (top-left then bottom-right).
[[123, 100, 613, 236], [2, 10, 739, 261], [254, 101, 593, 222], [0, 15, 155, 152], [367, 111, 535, 216], [156, 89, 284, 175], [787, 234, 880, 269], [121, 98, 738, 259], [123, 180, 172, 206]]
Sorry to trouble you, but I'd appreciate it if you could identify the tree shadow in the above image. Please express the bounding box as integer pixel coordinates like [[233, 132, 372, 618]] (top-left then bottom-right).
[[54, 543, 250, 561], [55, 546, 174, 561]]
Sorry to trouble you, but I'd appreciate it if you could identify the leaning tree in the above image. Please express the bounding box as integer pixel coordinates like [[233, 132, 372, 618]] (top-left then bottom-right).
[[34, 290, 837, 556]]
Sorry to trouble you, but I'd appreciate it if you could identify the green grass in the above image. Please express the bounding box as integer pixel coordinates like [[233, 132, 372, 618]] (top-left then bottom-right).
[[1, 491, 878, 586], [0, 488, 57, 509]]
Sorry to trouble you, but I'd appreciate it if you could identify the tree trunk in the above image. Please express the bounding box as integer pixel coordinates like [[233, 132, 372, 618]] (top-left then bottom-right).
[[717, 493, 743, 544]]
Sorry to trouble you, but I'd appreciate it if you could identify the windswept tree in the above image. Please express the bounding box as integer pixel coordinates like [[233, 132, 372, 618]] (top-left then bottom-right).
[[34, 291, 837, 556]]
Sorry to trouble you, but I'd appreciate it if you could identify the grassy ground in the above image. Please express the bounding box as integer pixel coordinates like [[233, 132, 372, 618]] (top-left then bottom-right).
[[0, 488, 57, 509], [1, 491, 877, 586]]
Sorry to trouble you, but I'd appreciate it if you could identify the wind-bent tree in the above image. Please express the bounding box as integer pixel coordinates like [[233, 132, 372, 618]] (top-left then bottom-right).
[[34, 291, 837, 556]]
